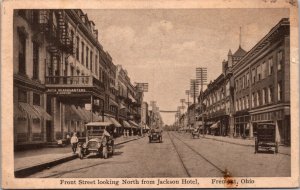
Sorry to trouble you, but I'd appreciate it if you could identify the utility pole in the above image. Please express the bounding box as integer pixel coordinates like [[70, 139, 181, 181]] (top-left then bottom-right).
[[136, 82, 148, 136], [185, 90, 190, 132], [196, 67, 207, 136]]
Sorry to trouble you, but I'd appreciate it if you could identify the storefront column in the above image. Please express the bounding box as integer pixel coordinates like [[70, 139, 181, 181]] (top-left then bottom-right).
[[42, 94, 47, 142], [60, 102, 64, 139], [229, 116, 234, 137], [51, 97, 57, 141], [249, 122, 253, 139], [28, 91, 33, 142]]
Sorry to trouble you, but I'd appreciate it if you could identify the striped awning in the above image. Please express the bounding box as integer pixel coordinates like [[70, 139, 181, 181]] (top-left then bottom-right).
[[72, 105, 88, 121], [109, 117, 122, 128], [129, 120, 139, 128], [123, 120, 132, 128], [14, 104, 26, 119], [210, 121, 220, 129], [33, 105, 52, 120], [65, 105, 82, 121], [19, 102, 39, 119]]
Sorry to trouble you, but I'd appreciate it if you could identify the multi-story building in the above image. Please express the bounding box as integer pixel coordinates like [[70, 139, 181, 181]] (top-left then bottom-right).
[[233, 18, 290, 145], [14, 9, 142, 148], [198, 46, 246, 136]]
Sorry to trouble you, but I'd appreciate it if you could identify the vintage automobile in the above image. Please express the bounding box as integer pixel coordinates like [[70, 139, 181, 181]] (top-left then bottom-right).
[[191, 127, 200, 138], [148, 128, 162, 143], [78, 122, 115, 159], [254, 123, 279, 154]]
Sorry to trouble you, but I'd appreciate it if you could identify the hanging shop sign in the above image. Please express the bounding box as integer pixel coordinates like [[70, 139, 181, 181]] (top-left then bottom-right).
[[46, 88, 86, 95]]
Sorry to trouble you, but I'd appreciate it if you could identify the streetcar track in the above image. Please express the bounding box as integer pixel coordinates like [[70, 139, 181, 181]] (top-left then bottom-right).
[[167, 132, 192, 177], [168, 132, 226, 177]]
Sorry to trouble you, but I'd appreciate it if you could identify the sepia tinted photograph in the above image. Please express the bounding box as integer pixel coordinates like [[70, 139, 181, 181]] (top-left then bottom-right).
[[1, 0, 299, 189]]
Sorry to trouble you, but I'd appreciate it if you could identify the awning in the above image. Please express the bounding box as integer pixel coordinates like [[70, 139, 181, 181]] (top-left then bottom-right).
[[210, 121, 220, 129], [33, 105, 52, 120], [128, 94, 136, 103], [120, 104, 126, 110], [19, 102, 39, 119], [129, 120, 139, 128], [123, 120, 132, 128], [73, 106, 89, 121], [70, 105, 87, 121], [108, 117, 122, 128], [14, 104, 26, 119]]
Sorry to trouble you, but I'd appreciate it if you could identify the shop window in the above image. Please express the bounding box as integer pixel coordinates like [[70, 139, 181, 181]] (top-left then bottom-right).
[[18, 33, 26, 75], [18, 89, 27, 103], [32, 42, 39, 79], [268, 57, 273, 75], [33, 93, 40, 106], [277, 51, 283, 71]]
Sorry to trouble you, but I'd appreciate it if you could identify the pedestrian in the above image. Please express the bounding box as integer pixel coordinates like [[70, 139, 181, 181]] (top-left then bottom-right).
[[70, 133, 78, 154], [66, 133, 70, 145]]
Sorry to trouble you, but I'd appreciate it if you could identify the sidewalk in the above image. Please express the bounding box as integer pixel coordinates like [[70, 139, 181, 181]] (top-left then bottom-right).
[[14, 135, 142, 177], [202, 135, 291, 155]]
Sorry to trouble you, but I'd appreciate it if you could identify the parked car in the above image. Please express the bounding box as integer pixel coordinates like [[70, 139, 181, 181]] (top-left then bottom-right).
[[254, 123, 279, 154], [78, 122, 115, 159], [149, 128, 162, 143]]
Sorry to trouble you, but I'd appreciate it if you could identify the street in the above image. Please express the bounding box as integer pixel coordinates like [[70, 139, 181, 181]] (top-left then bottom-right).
[[30, 132, 290, 178]]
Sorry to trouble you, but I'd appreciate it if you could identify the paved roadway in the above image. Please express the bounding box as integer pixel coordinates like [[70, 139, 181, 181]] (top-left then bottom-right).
[[30, 131, 290, 178]]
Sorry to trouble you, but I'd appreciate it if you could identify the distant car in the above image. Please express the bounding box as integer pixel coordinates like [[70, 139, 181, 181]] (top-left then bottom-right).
[[149, 128, 162, 143], [191, 128, 200, 138], [78, 122, 115, 159]]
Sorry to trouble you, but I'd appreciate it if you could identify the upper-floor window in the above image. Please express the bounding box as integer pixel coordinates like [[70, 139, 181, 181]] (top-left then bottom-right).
[[252, 93, 255, 108], [261, 61, 266, 79], [90, 51, 93, 72], [277, 51, 283, 71], [18, 89, 27, 103], [257, 64, 261, 81], [18, 33, 26, 75], [268, 86, 274, 103], [246, 72, 249, 87], [278, 82, 282, 102], [86, 47, 89, 68], [81, 42, 84, 65], [76, 36, 79, 60], [33, 93, 40, 106], [257, 91, 261, 107], [268, 57, 273, 75], [252, 68, 256, 84], [95, 55, 98, 76], [32, 42, 39, 79]]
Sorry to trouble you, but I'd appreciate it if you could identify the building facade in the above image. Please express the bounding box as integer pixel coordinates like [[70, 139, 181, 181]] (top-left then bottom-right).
[[233, 18, 290, 144], [197, 18, 290, 145], [13, 9, 143, 149]]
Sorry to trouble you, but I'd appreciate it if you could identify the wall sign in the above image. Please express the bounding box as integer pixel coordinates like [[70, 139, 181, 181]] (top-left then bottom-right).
[[46, 88, 86, 94]]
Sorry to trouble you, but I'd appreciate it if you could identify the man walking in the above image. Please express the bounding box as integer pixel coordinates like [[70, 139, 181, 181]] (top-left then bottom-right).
[[70, 133, 78, 154]]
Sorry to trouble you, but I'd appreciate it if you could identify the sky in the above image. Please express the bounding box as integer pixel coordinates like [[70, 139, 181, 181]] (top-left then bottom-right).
[[84, 8, 289, 125]]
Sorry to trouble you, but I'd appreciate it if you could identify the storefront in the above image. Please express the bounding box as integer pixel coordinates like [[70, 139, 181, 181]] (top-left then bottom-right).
[[234, 114, 250, 138], [250, 105, 290, 145]]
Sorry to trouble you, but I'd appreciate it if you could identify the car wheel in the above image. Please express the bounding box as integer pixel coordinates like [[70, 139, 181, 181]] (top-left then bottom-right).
[[79, 152, 84, 159]]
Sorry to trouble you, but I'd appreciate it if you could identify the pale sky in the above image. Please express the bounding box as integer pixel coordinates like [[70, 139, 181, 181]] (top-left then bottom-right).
[[84, 8, 289, 125]]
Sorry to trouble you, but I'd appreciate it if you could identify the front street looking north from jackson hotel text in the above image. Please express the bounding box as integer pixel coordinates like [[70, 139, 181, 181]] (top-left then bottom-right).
[[13, 8, 291, 178]]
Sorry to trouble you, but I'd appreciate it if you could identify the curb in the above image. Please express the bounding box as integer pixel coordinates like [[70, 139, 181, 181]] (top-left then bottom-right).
[[14, 136, 143, 178], [202, 136, 291, 156]]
